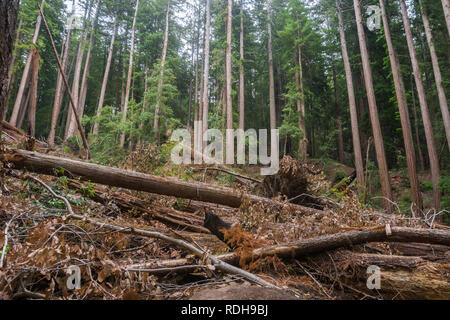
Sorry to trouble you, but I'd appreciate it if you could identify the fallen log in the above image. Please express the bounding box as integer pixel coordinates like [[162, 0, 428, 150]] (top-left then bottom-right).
[[0, 149, 321, 214], [67, 180, 209, 234], [129, 227, 450, 269]]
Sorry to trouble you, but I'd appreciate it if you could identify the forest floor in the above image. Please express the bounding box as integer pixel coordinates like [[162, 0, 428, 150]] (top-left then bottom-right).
[[0, 126, 449, 300]]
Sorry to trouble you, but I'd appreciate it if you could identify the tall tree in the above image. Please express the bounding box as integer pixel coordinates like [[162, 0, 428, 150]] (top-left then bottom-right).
[[225, 0, 233, 132], [442, 0, 450, 37], [353, 0, 393, 213], [0, 0, 19, 127], [65, 1, 93, 140], [239, 0, 245, 130], [198, 0, 211, 139], [26, 48, 39, 137], [336, 0, 364, 188], [9, 0, 44, 127], [400, 0, 441, 210], [379, 0, 423, 214], [120, 0, 139, 148], [93, 14, 118, 136], [48, 0, 75, 146], [267, 0, 276, 131], [154, 0, 171, 144], [419, 0, 450, 152]]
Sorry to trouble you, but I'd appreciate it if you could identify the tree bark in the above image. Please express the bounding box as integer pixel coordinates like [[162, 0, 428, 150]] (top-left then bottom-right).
[[153, 0, 170, 144], [442, 0, 450, 38], [336, 0, 365, 188], [0, 148, 322, 215], [332, 62, 345, 163], [353, 0, 393, 213], [48, 1, 74, 146], [0, 0, 19, 128], [120, 0, 139, 148], [201, 0, 211, 141], [65, 1, 93, 140], [267, 0, 276, 131], [239, 0, 245, 131], [400, 0, 440, 210], [379, 0, 423, 215], [77, 1, 102, 133], [26, 48, 39, 137], [419, 0, 450, 152], [5, 17, 23, 110], [93, 15, 117, 136], [411, 74, 425, 172], [9, 1, 44, 127], [296, 44, 307, 162]]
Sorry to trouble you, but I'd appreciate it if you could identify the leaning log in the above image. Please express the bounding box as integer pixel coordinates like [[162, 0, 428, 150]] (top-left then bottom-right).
[[0, 149, 321, 214]]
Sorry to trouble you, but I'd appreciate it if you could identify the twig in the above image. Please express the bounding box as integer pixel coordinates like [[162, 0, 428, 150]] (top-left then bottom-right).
[[295, 260, 332, 299]]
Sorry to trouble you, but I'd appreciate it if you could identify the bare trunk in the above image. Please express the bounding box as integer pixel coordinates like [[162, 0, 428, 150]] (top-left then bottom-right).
[[442, 0, 450, 37], [26, 48, 39, 137], [153, 0, 170, 144], [202, 0, 211, 139], [380, 0, 423, 214], [295, 46, 307, 162], [119, 0, 139, 148], [411, 74, 425, 172], [354, 0, 393, 213], [333, 62, 345, 163], [9, 1, 44, 126], [0, 0, 19, 127], [239, 0, 245, 130], [93, 16, 117, 136], [400, 0, 441, 210], [65, 2, 93, 140], [336, 0, 365, 188], [48, 2, 73, 146], [17, 86, 31, 129], [77, 1, 101, 134], [267, 0, 276, 131], [419, 0, 450, 152]]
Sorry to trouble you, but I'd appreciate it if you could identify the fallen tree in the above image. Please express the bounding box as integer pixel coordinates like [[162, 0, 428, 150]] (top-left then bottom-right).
[[0, 148, 321, 214]]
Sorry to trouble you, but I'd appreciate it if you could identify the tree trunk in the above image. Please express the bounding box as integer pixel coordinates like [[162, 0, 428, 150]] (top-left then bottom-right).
[[48, 1, 74, 146], [199, 0, 211, 142], [379, 0, 423, 215], [295, 45, 307, 162], [9, 1, 44, 127], [419, 0, 450, 152], [93, 15, 117, 136], [336, 0, 365, 188], [26, 48, 39, 137], [239, 0, 245, 130], [332, 62, 344, 163], [5, 17, 23, 110], [442, 0, 450, 38], [0, 0, 19, 127], [226, 0, 233, 133], [119, 0, 139, 148], [267, 0, 276, 131], [1, 148, 322, 215], [353, 0, 393, 213], [153, 0, 170, 144], [65, 1, 93, 140], [411, 74, 425, 172], [400, 0, 441, 210], [77, 1, 102, 134], [17, 86, 31, 129]]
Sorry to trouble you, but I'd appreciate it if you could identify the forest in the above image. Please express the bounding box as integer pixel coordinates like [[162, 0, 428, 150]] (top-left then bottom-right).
[[0, 0, 449, 301]]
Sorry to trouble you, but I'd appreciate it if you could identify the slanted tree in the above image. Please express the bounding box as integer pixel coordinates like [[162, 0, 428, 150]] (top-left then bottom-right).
[[353, 0, 393, 213], [379, 0, 423, 214], [400, 0, 441, 210], [120, 0, 139, 148]]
